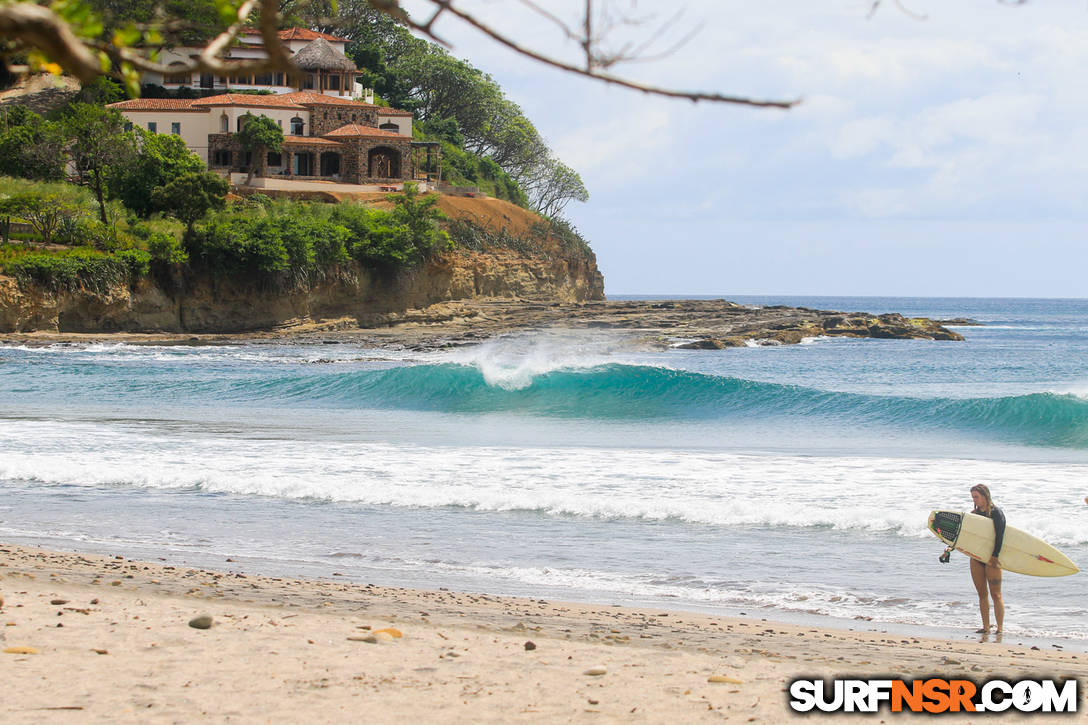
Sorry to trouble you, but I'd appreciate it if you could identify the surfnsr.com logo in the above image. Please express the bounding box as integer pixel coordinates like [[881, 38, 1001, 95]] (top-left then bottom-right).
[[789, 677, 1079, 714]]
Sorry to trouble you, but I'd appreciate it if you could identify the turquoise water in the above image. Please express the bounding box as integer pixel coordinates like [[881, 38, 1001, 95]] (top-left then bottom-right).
[[1, 296, 1086, 645]]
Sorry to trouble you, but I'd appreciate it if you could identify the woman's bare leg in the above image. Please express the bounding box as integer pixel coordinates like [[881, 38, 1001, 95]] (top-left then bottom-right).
[[970, 558, 990, 631], [987, 568, 1004, 633]]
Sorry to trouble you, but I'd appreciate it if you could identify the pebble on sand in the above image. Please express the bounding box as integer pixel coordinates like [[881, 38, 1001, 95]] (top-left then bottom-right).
[[4, 646, 39, 655], [583, 667, 607, 676], [188, 615, 214, 630], [351, 631, 395, 644], [524, 641, 536, 651], [50, 599, 68, 605], [708, 675, 743, 684]]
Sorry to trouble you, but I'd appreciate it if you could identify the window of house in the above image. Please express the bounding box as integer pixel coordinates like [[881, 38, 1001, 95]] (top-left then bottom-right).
[[290, 117, 304, 135], [171, 122, 181, 135], [379, 122, 399, 133], [253, 72, 274, 86], [328, 75, 341, 90], [164, 63, 189, 85], [242, 151, 252, 168], [220, 114, 229, 133], [274, 73, 285, 86], [147, 122, 157, 133], [303, 74, 315, 90], [267, 151, 282, 167], [212, 150, 232, 166]]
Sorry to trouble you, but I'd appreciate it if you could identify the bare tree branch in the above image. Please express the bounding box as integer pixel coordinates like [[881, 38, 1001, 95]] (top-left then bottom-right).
[[399, 1, 799, 108], [0, 0, 798, 107], [0, 3, 102, 81]]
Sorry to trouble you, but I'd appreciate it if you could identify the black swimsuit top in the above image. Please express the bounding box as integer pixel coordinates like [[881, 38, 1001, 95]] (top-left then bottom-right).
[[973, 505, 1006, 558]]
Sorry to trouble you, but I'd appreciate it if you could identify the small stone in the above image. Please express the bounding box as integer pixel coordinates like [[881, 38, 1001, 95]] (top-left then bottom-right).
[[109, 581, 121, 587], [943, 657, 961, 665], [90, 599, 98, 605], [708, 675, 743, 684], [91, 648, 108, 655], [588, 699, 599, 705], [4, 646, 38, 655], [188, 615, 213, 630], [50, 599, 68, 605], [524, 641, 536, 651], [583, 667, 607, 676]]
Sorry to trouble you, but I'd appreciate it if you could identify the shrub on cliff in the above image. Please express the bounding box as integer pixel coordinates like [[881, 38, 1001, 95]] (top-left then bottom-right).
[[2, 248, 150, 292]]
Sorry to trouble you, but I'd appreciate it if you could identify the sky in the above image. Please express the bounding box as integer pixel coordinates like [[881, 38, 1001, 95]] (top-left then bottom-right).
[[400, 1, 1088, 297]]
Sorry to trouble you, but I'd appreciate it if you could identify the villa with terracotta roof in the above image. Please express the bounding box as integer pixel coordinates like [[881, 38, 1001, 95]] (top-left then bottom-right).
[[146, 28, 367, 97], [109, 29, 438, 190]]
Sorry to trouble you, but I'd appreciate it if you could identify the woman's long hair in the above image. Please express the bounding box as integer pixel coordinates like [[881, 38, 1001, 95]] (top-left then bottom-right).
[[971, 483, 995, 515]]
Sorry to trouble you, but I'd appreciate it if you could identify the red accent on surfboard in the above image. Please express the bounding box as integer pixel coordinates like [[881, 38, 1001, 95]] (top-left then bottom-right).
[[1036, 554, 1055, 563]]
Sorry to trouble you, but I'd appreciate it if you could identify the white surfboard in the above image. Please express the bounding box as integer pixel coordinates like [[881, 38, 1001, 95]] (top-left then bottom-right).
[[928, 510, 1079, 577]]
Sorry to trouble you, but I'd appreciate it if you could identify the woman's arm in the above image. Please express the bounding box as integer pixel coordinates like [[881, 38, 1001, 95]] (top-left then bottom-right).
[[991, 507, 1006, 558]]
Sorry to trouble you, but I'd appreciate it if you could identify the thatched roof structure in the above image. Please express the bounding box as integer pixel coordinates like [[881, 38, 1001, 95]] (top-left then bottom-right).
[[293, 38, 357, 72]]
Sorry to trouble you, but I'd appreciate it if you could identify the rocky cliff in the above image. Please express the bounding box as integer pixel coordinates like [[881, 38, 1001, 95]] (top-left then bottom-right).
[[0, 197, 605, 333]]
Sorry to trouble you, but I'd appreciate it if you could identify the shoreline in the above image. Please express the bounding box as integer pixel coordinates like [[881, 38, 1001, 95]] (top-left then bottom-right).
[[3, 543, 1084, 722]]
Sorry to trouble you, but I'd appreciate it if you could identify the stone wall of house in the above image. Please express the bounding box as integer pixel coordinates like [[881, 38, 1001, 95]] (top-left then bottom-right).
[[339, 138, 414, 182], [308, 106, 378, 135]]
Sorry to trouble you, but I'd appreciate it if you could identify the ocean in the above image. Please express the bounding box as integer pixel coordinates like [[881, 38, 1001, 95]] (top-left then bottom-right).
[[2, 296, 1086, 647]]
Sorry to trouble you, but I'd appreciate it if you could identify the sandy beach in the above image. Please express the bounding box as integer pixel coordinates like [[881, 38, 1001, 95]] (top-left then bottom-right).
[[1, 544, 1083, 723]]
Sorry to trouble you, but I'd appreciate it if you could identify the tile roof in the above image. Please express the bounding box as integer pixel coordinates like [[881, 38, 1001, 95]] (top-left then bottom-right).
[[282, 135, 343, 146], [323, 123, 411, 139], [191, 94, 306, 110], [108, 92, 413, 117], [240, 27, 351, 43], [107, 98, 208, 111], [278, 91, 366, 107]]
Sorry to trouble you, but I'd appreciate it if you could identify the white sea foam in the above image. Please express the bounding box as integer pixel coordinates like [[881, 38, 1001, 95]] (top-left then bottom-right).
[[0, 341, 420, 365], [440, 331, 631, 390], [3, 418, 1086, 546]]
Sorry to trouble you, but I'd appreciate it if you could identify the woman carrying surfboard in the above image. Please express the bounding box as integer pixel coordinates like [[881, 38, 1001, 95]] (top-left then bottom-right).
[[969, 484, 1005, 634]]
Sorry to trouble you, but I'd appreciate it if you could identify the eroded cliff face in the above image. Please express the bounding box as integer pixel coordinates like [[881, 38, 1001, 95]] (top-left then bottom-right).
[[0, 247, 605, 334]]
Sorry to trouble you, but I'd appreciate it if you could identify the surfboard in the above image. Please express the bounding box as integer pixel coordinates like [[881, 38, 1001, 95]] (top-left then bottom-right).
[[928, 510, 1080, 577]]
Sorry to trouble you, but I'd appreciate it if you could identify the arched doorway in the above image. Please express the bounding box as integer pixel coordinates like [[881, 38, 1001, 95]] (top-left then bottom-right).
[[368, 147, 400, 178], [319, 152, 341, 177]]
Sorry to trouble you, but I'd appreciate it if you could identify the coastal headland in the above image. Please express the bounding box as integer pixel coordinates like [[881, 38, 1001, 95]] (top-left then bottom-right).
[[2, 544, 1082, 723], [1, 291, 968, 352]]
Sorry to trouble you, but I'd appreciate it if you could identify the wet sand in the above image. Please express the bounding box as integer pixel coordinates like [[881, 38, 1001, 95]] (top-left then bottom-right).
[[1, 544, 1082, 723]]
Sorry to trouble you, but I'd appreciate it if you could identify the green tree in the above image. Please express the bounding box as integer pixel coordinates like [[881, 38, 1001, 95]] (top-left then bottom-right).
[[61, 103, 135, 224], [389, 182, 450, 261], [0, 107, 66, 181], [520, 157, 590, 219], [151, 170, 229, 237], [236, 113, 284, 185], [110, 128, 205, 217], [394, 49, 504, 148], [8, 185, 89, 244]]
